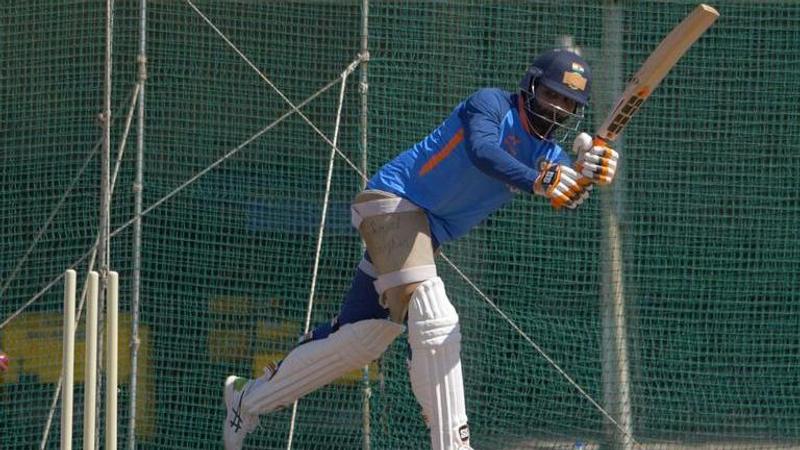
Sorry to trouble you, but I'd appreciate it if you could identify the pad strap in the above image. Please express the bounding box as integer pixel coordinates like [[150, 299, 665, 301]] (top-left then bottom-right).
[[374, 264, 438, 295], [351, 196, 420, 229], [357, 258, 377, 278]]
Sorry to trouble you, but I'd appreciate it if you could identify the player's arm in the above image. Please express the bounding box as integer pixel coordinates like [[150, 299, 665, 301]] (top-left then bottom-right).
[[460, 89, 539, 192], [534, 144, 593, 210], [461, 90, 591, 209]]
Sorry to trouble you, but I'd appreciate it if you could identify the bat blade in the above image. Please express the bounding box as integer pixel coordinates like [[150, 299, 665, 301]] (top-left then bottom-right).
[[596, 4, 719, 144]]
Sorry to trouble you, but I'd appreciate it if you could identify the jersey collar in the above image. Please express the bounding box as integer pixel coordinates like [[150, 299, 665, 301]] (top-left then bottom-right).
[[516, 94, 532, 136]]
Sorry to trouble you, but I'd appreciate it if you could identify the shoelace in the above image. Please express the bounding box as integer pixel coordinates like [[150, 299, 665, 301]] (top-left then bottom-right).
[[228, 363, 277, 434], [229, 392, 246, 433]]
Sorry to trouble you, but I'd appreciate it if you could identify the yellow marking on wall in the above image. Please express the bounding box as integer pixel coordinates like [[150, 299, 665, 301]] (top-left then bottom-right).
[[0, 313, 155, 438]]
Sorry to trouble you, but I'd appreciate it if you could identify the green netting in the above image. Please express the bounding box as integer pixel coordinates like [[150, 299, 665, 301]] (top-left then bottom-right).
[[1, 1, 799, 449]]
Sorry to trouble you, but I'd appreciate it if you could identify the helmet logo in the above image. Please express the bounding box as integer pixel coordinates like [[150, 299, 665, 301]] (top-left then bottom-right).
[[562, 70, 587, 91]]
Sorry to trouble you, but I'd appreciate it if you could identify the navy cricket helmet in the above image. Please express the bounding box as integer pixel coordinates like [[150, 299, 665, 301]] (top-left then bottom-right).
[[519, 48, 591, 107]]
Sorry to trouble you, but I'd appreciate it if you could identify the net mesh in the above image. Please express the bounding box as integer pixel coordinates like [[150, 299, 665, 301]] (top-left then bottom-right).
[[1, 1, 799, 449]]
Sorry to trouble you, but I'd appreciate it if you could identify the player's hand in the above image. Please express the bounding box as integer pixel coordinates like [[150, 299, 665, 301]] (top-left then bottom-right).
[[534, 163, 592, 210], [0, 353, 9, 372], [573, 132, 619, 186], [563, 180, 593, 209]]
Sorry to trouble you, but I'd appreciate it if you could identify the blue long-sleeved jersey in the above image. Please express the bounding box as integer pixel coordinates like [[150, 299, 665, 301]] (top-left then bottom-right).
[[367, 88, 571, 244]]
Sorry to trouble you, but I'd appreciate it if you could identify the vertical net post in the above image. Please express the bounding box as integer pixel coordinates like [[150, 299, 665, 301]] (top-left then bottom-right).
[[128, 0, 147, 448], [358, 1, 371, 449], [598, 3, 633, 449], [99, 0, 113, 275], [96, 2, 114, 448]]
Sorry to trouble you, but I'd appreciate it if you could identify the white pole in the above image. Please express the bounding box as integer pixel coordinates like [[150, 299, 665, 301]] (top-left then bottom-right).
[[285, 50, 353, 450], [106, 271, 119, 450], [84, 271, 100, 450], [61, 269, 77, 450], [598, 4, 634, 449]]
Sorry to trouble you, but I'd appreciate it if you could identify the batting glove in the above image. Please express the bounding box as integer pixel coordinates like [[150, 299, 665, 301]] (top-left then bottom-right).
[[534, 162, 593, 210], [573, 132, 619, 186]]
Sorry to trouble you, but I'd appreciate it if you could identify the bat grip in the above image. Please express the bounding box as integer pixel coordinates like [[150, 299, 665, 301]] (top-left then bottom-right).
[[593, 136, 609, 147]]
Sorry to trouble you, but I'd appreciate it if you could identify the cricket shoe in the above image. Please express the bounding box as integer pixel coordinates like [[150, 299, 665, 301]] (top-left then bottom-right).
[[223, 375, 259, 450]]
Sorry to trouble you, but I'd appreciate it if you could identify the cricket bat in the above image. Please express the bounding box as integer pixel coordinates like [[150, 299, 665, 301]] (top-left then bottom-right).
[[596, 4, 719, 145]]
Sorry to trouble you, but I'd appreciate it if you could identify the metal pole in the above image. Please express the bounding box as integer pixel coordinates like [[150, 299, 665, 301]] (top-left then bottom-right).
[[101, 0, 113, 279], [97, 1, 114, 449], [598, 3, 633, 449], [358, 1, 371, 449], [128, 0, 147, 448]]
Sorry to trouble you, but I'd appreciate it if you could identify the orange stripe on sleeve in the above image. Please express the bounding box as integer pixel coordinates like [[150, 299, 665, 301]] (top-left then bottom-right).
[[418, 128, 464, 176]]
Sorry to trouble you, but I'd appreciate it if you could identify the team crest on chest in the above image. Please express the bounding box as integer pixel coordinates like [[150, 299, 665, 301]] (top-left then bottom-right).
[[503, 134, 521, 156]]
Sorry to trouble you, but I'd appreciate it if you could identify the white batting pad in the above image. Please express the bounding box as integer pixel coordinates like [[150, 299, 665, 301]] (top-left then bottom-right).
[[407, 277, 471, 450], [242, 319, 403, 416]]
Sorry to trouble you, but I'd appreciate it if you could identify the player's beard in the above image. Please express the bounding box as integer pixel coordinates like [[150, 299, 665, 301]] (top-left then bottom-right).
[[527, 101, 575, 142], [521, 89, 583, 142]]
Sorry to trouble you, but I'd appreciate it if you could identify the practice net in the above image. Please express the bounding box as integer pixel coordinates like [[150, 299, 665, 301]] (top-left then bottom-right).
[[1, 1, 799, 449]]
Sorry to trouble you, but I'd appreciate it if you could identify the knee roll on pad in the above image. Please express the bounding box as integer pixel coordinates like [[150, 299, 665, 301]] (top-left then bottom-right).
[[341, 318, 403, 366], [242, 319, 403, 416], [407, 277, 471, 450]]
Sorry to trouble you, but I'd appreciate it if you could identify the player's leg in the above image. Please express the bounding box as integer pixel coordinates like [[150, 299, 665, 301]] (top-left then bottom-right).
[[351, 190, 436, 322], [352, 190, 472, 450], [223, 261, 401, 450], [224, 319, 402, 449], [305, 255, 390, 342], [407, 277, 471, 450]]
